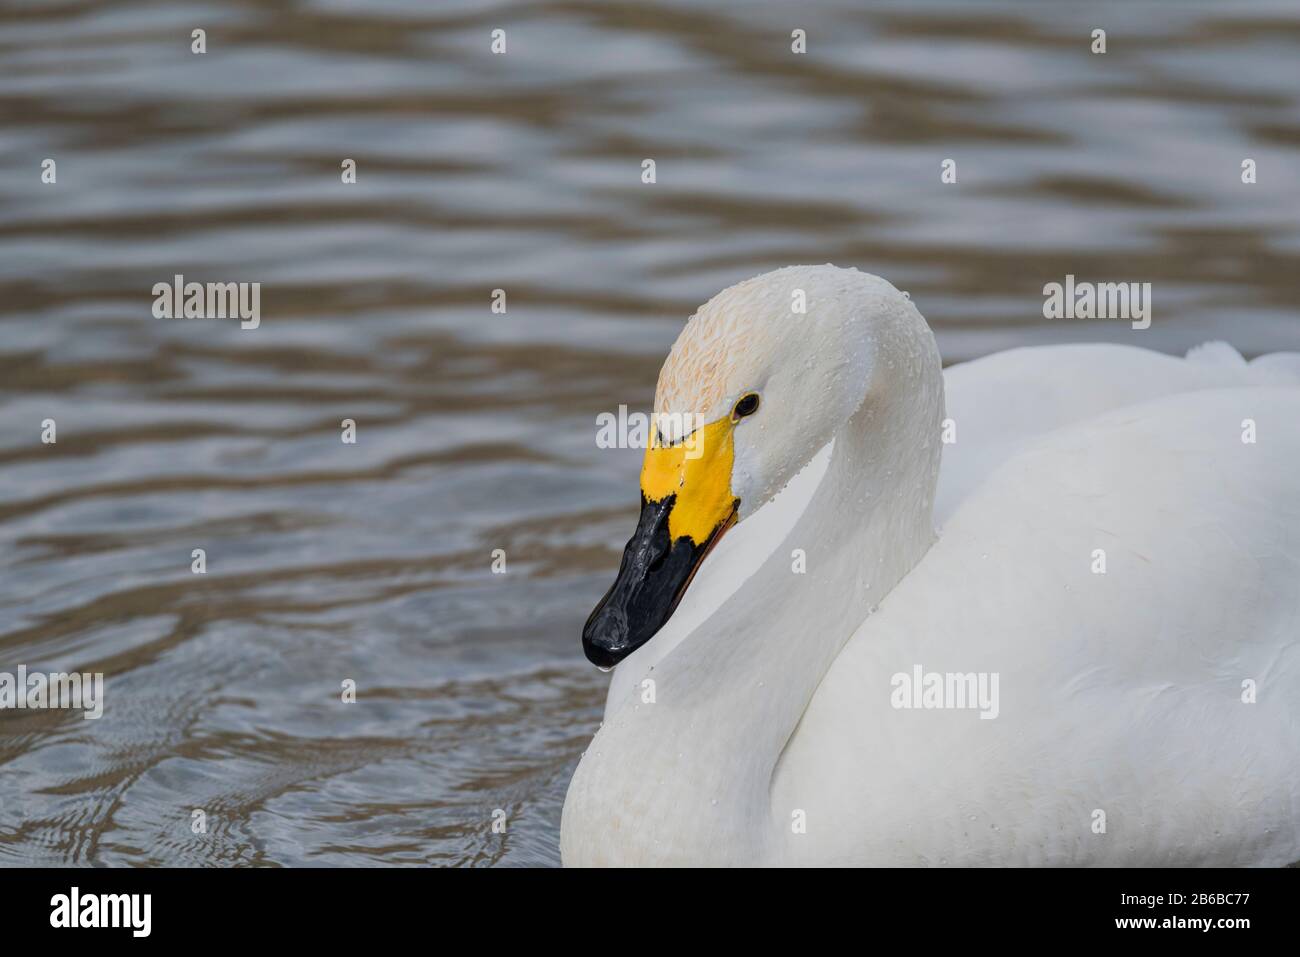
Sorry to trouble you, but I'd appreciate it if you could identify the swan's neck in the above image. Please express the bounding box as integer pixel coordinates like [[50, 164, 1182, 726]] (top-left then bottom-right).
[[563, 318, 943, 865]]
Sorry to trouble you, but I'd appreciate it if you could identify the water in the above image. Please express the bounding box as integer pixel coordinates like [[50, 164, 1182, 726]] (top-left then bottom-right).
[[1, 0, 1297, 866]]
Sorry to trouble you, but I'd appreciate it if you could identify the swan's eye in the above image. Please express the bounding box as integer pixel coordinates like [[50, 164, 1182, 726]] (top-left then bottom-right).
[[732, 393, 760, 420]]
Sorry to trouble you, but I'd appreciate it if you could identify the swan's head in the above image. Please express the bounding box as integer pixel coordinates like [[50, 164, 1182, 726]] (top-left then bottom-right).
[[583, 265, 919, 668]]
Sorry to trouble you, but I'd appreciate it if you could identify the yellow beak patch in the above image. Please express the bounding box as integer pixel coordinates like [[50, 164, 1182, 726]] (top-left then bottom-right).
[[640, 417, 739, 545]]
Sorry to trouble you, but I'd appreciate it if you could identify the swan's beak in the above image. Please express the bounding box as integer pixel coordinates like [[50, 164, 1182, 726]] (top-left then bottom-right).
[[583, 417, 739, 669]]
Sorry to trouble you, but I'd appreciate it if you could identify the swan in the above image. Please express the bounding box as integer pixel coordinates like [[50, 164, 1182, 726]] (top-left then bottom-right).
[[561, 265, 1300, 867]]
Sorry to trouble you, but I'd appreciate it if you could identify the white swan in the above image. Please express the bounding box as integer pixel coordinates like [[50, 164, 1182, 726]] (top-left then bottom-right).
[[562, 265, 1300, 867]]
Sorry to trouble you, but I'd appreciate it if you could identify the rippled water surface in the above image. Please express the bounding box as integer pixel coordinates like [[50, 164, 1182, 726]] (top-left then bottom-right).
[[1, 0, 1298, 866]]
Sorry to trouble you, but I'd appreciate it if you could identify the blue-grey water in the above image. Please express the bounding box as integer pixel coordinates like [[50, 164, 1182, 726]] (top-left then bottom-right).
[[1, 0, 1298, 866]]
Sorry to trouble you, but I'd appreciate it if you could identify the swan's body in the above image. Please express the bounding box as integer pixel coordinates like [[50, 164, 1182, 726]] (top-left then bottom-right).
[[562, 266, 1300, 866]]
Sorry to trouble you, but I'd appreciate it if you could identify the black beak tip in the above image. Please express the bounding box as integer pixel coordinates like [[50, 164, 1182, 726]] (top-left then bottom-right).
[[581, 493, 733, 671], [582, 604, 631, 669]]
